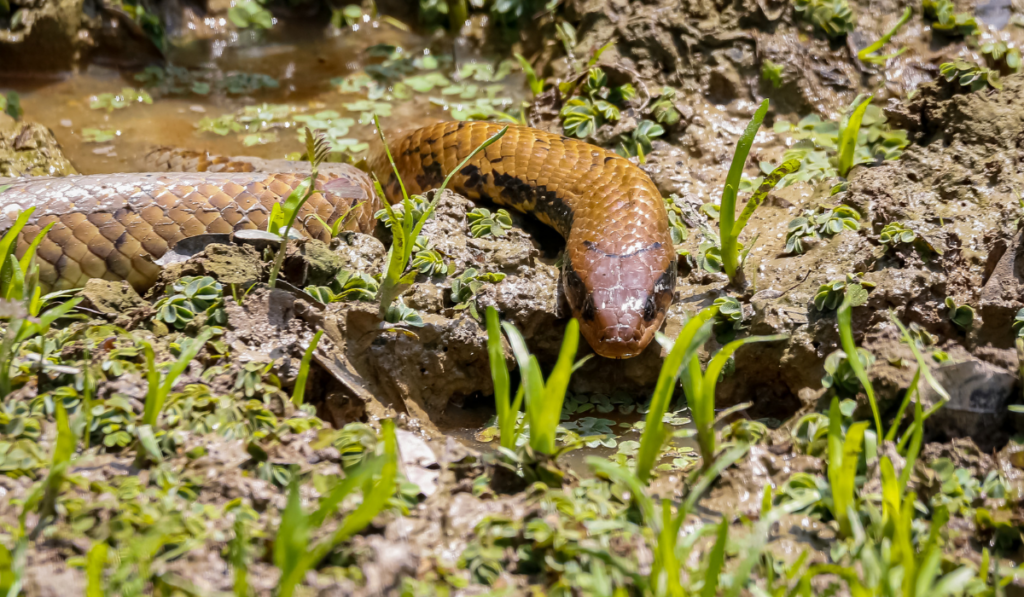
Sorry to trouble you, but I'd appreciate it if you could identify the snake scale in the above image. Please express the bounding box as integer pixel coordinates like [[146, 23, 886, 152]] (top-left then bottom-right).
[[0, 122, 676, 359]]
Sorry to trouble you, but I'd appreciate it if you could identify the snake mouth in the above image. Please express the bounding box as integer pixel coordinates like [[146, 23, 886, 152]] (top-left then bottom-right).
[[580, 320, 657, 359]]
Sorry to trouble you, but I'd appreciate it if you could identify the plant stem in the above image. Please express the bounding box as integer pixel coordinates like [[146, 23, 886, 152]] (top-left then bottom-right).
[[292, 330, 323, 406]]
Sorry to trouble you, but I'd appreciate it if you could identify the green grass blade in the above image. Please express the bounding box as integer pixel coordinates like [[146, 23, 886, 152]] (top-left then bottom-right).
[[837, 288, 882, 437], [141, 341, 160, 426], [291, 329, 323, 406], [3, 255, 22, 302], [733, 159, 800, 235], [275, 477, 310, 597], [701, 518, 729, 597], [834, 421, 868, 538], [0, 207, 34, 296], [697, 334, 787, 468], [155, 327, 216, 422], [898, 399, 924, 490], [309, 457, 381, 528], [857, 7, 912, 62], [485, 307, 516, 449], [514, 53, 543, 95], [637, 311, 715, 483], [85, 541, 107, 597], [532, 319, 579, 454], [372, 114, 410, 203], [837, 95, 873, 177], [720, 99, 769, 279]]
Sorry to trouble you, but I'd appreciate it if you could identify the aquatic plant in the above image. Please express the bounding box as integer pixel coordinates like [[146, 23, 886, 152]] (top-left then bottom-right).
[[275, 420, 398, 597], [373, 115, 508, 322], [785, 204, 861, 254], [228, 0, 273, 29], [924, 0, 979, 36], [793, 0, 855, 38], [945, 297, 975, 328], [940, 60, 1004, 91], [467, 207, 513, 238], [814, 272, 875, 311], [718, 99, 800, 283], [857, 7, 912, 64], [88, 88, 152, 112]]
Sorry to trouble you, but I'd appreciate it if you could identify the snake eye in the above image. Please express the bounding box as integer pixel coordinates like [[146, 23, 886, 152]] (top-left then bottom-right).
[[643, 293, 658, 321]]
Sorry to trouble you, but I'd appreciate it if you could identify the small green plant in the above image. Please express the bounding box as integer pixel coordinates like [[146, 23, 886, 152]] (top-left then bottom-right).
[[712, 295, 746, 340], [275, 420, 398, 597], [793, 0, 855, 38], [857, 7, 912, 64], [924, 0, 979, 36], [228, 0, 274, 29], [88, 88, 153, 112], [836, 281, 883, 437], [140, 327, 218, 430], [944, 297, 974, 328], [822, 348, 875, 395], [467, 207, 513, 238], [649, 88, 681, 126], [785, 204, 861, 254], [450, 268, 506, 319], [267, 129, 330, 288], [940, 60, 1003, 90], [718, 99, 800, 283], [836, 95, 873, 178], [153, 276, 224, 330], [305, 270, 379, 304], [814, 273, 875, 311], [981, 40, 1022, 72], [411, 239, 451, 276], [373, 115, 508, 321], [1014, 307, 1024, 337], [291, 330, 323, 407], [664, 196, 690, 247], [825, 396, 869, 538], [514, 53, 544, 96], [558, 67, 622, 139], [502, 318, 586, 456], [762, 60, 785, 88], [617, 120, 665, 162], [485, 307, 524, 451], [1, 91, 22, 120]]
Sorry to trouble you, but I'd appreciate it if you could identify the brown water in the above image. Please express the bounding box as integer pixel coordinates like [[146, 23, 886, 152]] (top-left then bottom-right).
[[2, 20, 527, 174]]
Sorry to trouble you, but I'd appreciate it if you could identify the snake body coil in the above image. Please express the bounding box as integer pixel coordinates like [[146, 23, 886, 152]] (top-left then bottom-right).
[[0, 122, 676, 359]]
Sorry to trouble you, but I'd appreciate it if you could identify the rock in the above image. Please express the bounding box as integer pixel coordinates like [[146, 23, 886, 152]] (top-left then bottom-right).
[[77, 279, 145, 315], [332, 231, 387, 274], [283, 238, 346, 287], [152, 243, 263, 296], [0, 114, 75, 177], [921, 358, 1016, 449]]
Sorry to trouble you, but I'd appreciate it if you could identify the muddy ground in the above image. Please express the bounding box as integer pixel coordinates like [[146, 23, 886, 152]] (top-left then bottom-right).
[[3, 0, 1024, 594]]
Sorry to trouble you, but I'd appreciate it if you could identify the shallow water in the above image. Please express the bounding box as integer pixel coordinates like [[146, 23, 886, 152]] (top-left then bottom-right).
[[2, 19, 527, 174]]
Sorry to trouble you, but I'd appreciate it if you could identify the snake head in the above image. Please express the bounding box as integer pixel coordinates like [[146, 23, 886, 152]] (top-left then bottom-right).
[[562, 241, 677, 359]]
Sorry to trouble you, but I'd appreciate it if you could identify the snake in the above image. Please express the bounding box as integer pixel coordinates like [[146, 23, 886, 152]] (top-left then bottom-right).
[[0, 122, 676, 359]]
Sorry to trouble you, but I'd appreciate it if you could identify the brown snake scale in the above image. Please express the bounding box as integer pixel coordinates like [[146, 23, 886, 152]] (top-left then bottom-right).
[[0, 122, 675, 359]]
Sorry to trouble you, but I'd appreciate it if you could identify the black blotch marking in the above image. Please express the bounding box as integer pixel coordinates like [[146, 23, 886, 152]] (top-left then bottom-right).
[[604, 156, 616, 164], [644, 265, 677, 322], [460, 164, 483, 189], [416, 154, 445, 191], [491, 171, 573, 235], [114, 231, 128, 250], [563, 260, 595, 321]]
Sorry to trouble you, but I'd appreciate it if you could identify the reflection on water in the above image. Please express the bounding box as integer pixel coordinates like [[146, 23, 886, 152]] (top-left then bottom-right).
[[1, 19, 526, 174]]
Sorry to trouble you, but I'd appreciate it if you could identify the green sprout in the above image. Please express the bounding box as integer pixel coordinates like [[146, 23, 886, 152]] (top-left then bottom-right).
[[825, 395, 869, 538], [649, 88, 681, 126], [267, 128, 330, 288], [857, 7, 912, 64], [291, 330, 323, 407], [785, 204, 861, 254], [514, 53, 544, 96], [924, 0, 979, 36], [944, 297, 975, 328], [485, 306, 524, 451], [373, 115, 508, 322], [762, 60, 785, 88], [836, 95, 873, 178], [981, 40, 1022, 72], [712, 295, 746, 340], [140, 327, 218, 430], [411, 238, 451, 276], [450, 268, 506, 319], [814, 273, 875, 311], [836, 282, 883, 437], [616, 120, 665, 162], [822, 348, 875, 395], [153, 276, 224, 330], [793, 0, 855, 37], [718, 99, 800, 283], [275, 420, 398, 597], [664, 196, 690, 247], [502, 318, 586, 456], [304, 270, 380, 304], [467, 207, 513, 238], [940, 60, 1004, 91]]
